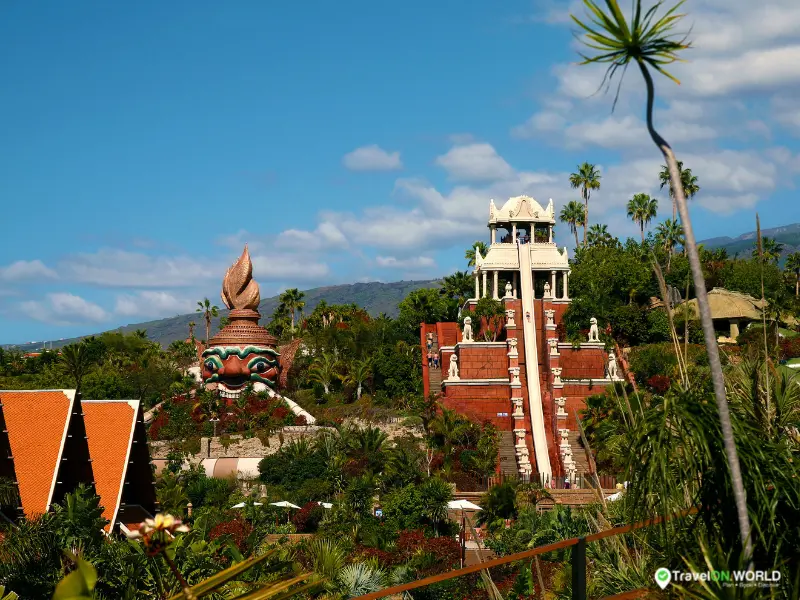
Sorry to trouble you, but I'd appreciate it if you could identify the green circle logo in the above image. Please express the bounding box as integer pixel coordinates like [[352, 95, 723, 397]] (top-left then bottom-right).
[[655, 568, 671, 589]]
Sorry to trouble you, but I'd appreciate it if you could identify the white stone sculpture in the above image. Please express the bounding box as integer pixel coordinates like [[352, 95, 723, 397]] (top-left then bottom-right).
[[505, 309, 516, 327], [552, 367, 563, 385], [544, 309, 555, 327], [607, 351, 620, 380], [507, 337, 518, 358], [514, 429, 527, 447], [504, 282, 513, 298], [512, 397, 524, 417], [448, 354, 460, 380], [588, 317, 600, 342], [543, 281, 552, 298], [560, 429, 570, 447], [462, 316, 473, 343], [556, 397, 567, 416], [548, 337, 560, 356], [510, 366, 521, 385]]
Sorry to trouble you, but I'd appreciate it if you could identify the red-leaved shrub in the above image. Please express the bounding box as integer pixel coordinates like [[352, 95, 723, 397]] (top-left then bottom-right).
[[292, 502, 325, 533], [208, 517, 254, 552], [780, 336, 800, 360], [646, 375, 671, 394]]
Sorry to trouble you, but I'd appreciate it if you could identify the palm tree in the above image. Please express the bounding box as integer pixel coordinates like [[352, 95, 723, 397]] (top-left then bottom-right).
[[196, 298, 219, 344], [626, 193, 658, 242], [559, 200, 586, 248], [572, 0, 753, 561], [659, 161, 699, 220], [59, 343, 91, 395], [569, 162, 602, 245], [655, 219, 683, 271], [279, 288, 306, 332], [309, 352, 339, 394], [340, 358, 372, 400], [465, 241, 489, 267], [785, 252, 800, 297], [429, 408, 471, 460], [755, 237, 784, 265], [586, 224, 615, 247], [440, 271, 473, 302], [187, 321, 196, 339]]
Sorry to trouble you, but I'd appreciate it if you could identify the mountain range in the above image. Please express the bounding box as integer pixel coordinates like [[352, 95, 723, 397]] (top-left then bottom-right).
[[3, 279, 440, 351], [7, 223, 799, 352], [698, 223, 800, 259]]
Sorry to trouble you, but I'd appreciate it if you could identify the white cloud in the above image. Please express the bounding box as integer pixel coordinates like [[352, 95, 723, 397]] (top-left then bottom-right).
[[681, 46, 800, 96], [275, 221, 348, 250], [0, 259, 58, 282], [342, 145, 403, 171], [251, 253, 330, 281], [114, 291, 195, 318], [435, 143, 514, 181], [20, 293, 108, 325], [772, 96, 800, 132], [59, 249, 220, 288], [375, 256, 436, 269]]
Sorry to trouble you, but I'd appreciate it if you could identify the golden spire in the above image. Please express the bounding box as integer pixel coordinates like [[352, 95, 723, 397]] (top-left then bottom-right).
[[220, 245, 261, 311]]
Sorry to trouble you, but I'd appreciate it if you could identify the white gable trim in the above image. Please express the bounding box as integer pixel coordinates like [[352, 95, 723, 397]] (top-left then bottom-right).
[[46, 389, 77, 512]]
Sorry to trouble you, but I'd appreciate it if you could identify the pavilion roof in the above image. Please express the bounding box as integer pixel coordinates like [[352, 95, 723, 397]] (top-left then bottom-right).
[[679, 288, 767, 321], [82, 400, 141, 530], [0, 390, 75, 517]]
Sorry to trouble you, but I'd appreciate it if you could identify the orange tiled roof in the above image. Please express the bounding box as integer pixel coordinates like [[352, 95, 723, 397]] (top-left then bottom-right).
[[0, 390, 72, 517], [82, 401, 138, 530]]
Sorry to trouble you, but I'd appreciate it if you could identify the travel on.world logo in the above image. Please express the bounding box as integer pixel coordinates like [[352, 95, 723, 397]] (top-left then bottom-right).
[[655, 568, 782, 589]]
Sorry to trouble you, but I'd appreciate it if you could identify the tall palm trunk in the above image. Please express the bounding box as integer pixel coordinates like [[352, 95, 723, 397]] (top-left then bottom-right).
[[640, 61, 753, 562], [672, 194, 677, 221], [205, 316, 211, 344], [640, 222, 645, 243], [583, 191, 589, 246]]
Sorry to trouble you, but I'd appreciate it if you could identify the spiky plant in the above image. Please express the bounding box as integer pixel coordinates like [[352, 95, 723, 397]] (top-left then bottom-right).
[[571, 0, 753, 561]]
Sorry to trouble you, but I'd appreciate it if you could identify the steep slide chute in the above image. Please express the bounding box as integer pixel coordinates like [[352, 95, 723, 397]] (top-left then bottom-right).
[[517, 245, 552, 476]]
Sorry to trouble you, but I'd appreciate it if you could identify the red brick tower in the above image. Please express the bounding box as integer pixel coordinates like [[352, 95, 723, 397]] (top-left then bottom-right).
[[422, 196, 616, 486]]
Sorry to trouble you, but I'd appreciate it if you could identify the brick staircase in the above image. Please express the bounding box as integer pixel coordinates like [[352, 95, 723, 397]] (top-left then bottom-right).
[[498, 430, 518, 476], [428, 334, 443, 392], [567, 430, 591, 477]]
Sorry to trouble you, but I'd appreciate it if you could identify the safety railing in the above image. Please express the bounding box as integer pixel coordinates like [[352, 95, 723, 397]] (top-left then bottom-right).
[[353, 507, 697, 600]]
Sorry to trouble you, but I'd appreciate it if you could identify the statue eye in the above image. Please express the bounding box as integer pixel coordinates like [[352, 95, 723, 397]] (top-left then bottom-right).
[[254, 361, 267, 373], [204, 360, 218, 371]]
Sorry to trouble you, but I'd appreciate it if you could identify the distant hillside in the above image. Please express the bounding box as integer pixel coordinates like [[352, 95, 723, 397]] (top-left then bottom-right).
[[4, 279, 441, 351], [699, 223, 800, 260]]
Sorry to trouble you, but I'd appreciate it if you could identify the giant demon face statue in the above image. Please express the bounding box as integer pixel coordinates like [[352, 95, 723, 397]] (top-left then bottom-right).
[[200, 245, 283, 400], [201, 345, 279, 397]]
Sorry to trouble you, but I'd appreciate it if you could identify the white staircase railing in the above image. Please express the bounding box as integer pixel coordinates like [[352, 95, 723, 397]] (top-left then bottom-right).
[[517, 245, 552, 476]]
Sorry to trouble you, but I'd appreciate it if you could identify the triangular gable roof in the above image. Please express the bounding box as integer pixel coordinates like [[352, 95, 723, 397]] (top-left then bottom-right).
[[0, 390, 81, 517], [82, 400, 141, 531]]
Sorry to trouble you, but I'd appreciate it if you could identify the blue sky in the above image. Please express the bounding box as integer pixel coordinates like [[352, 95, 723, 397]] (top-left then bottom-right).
[[2, 0, 799, 344]]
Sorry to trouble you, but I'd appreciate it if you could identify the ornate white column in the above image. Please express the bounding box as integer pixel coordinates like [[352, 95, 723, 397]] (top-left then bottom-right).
[[474, 272, 480, 300], [482, 271, 488, 297], [549, 225, 553, 243], [491, 225, 496, 244], [492, 271, 499, 299], [513, 272, 518, 298], [512, 223, 517, 241], [551, 270, 557, 297], [563, 271, 569, 299]]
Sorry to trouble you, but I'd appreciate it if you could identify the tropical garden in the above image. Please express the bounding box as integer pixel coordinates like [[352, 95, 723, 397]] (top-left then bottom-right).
[[2, 0, 800, 597]]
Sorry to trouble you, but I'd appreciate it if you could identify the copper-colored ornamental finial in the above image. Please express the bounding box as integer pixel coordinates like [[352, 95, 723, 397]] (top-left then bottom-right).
[[220, 245, 261, 311]]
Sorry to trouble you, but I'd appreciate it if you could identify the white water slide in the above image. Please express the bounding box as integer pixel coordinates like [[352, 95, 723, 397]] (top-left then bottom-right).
[[517, 245, 552, 476]]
